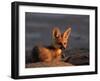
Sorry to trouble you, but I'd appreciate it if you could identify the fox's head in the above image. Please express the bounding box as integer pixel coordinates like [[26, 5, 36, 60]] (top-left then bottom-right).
[[52, 27, 71, 49]]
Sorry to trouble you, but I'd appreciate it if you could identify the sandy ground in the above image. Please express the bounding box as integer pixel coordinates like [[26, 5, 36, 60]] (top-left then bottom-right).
[[26, 61, 73, 68]]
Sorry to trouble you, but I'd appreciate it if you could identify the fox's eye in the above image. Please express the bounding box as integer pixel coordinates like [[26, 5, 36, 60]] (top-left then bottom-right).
[[64, 42, 67, 45]]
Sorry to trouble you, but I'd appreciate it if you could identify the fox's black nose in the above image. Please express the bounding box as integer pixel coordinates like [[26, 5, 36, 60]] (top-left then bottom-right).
[[60, 45, 66, 50]]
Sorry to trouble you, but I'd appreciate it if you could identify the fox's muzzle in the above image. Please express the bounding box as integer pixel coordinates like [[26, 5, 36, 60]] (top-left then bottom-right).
[[60, 45, 66, 49], [58, 44, 66, 49]]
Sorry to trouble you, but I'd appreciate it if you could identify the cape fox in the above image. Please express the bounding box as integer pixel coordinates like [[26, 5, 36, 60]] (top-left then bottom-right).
[[32, 27, 71, 63]]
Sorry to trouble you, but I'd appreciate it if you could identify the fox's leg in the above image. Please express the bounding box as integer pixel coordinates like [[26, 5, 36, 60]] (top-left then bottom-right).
[[54, 54, 62, 64], [41, 54, 52, 63], [54, 49, 62, 64]]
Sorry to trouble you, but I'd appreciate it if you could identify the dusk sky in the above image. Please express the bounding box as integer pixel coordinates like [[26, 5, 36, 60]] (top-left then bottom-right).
[[25, 12, 89, 51]]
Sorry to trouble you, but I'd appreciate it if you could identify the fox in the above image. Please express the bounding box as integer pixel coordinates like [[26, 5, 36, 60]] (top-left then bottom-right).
[[32, 27, 71, 63]]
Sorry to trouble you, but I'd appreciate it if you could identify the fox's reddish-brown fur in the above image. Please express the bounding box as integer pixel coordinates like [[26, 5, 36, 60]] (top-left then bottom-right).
[[32, 27, 71, 63]]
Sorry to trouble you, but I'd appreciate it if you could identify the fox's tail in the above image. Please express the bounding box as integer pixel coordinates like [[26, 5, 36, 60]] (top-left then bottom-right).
[[32, 46, 40, 62]]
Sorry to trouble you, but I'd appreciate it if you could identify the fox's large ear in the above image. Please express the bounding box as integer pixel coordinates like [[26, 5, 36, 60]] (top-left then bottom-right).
[[63, 27, 71, 39], [52, 27, 61, 38]]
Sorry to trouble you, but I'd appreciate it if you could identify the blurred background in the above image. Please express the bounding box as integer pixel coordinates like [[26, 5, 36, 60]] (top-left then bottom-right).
[[25, 12, 89, 65]]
